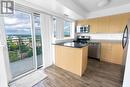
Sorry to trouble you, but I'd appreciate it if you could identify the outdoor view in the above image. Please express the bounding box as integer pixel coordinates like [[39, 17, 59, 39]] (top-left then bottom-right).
[[34, 15, 43, 67], [4, 10, 42, 78], [64, 21, 71, 37], [7, 35, 33, 62], [5, 10, 33, 62], [53, 18, 72, 38]]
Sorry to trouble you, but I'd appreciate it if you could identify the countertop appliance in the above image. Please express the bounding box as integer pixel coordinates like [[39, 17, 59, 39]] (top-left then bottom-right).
[[122, 21, 130, 81], [75, 35, 101, 60]]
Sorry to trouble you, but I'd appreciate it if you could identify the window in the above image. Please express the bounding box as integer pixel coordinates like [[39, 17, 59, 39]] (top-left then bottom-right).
[[52, 17, 74, 39], [64, 21, 71, 37], [53, 17, 56, 38]]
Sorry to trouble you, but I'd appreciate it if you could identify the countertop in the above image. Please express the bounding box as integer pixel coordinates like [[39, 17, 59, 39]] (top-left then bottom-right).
[[54, 39, 121, 48], [54, 41, 101, 48], [54, 42, 89, 48]]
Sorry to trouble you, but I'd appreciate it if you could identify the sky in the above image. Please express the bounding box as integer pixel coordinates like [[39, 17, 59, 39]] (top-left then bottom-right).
[[4, 10, 34, 35], [4, 10, 70, 36]]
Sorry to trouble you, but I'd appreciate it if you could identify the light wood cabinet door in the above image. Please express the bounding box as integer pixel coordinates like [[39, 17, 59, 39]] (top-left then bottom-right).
[[88, 18, 98, 33], [111, 43, 123, 64], [55, 45, 88, 76], [101, 42, 112, 62], [101, 42, 123, 65], [121, 13, 130, 30], [77, 20, 87, 26], [97, 17, 110, 33], [109, 15, 125, 33]]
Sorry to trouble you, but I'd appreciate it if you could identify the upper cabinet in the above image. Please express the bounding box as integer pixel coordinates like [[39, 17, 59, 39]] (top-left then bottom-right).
[[109, 15, 124, 33], [97, 16, 110, 33], [77, 12, 130, 33], [88, 19, 98, 33]]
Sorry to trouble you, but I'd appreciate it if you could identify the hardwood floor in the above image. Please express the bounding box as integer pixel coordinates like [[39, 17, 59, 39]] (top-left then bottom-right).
[[33, 59, 123, 87]]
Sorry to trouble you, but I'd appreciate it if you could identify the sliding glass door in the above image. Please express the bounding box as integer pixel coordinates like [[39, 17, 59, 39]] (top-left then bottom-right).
[[4, 10, 43, 79], [34, 14, 43, 68], [4, 10, 35, 78]]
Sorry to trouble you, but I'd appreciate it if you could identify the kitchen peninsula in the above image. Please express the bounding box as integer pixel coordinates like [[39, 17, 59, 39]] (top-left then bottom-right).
[[55, 42, 88, 76]]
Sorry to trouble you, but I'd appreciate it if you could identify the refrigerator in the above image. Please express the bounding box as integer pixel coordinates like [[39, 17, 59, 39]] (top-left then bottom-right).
[[122, 20, 130, 80]]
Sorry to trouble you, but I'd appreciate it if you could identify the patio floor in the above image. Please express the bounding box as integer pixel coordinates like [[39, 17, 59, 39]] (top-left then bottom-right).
[[10, 55, 42, 78]]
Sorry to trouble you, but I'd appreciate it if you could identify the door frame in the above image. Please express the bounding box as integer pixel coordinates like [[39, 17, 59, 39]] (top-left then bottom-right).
[[33, 13, 44, 68]]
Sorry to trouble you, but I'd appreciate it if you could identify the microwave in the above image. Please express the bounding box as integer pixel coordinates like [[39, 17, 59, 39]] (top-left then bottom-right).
[[76, 25, 90, 33]]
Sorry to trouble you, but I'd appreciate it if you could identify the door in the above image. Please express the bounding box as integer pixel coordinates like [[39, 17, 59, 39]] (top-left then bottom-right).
[[4, 10, 36, 78], [4, 10, 43, 80]]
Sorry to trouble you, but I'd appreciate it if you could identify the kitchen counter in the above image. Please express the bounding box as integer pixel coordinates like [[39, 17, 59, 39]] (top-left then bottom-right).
[[54, 41, 101, 48], [55, 43, 88, 76], [55, 42, 89, 48]]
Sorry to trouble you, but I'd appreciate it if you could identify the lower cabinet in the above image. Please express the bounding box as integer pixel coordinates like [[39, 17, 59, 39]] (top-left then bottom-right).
[[55, 45, 88, 76], [111, 43, 123, 64], [101, 42, 112, 63], [100, 42, 123, 65]]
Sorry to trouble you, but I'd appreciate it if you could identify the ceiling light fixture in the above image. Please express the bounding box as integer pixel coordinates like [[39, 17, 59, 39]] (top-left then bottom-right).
[[97, 0, 110, 7]]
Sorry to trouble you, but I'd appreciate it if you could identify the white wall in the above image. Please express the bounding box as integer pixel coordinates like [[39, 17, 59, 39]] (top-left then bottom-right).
[[0, 16, 10, 87], [0, 16, 12, 82], [0, 45, 9, 87], [40, 14, 54, 68]]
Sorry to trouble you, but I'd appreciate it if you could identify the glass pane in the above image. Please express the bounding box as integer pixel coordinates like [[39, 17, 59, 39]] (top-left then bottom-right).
[[53, 17, 56, 38], [4, 10, 35, 78], [64, 21, 71, 37], [34, 15, 43, 67]]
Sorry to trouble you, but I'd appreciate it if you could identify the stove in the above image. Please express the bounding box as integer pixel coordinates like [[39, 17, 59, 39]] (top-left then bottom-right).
[[75, 35, 101, 60]]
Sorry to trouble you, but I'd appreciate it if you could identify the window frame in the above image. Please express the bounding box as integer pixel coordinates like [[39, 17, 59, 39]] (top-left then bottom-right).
[[64, 20, 75, 39]]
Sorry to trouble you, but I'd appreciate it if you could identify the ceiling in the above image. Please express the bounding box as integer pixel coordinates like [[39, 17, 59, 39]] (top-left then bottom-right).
[[72, 0, 130, 12], [17, 0, 130, 20]]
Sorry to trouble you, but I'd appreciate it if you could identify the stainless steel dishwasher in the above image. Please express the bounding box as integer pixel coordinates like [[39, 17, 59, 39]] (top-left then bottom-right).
[[88, 42, 101, 60]]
